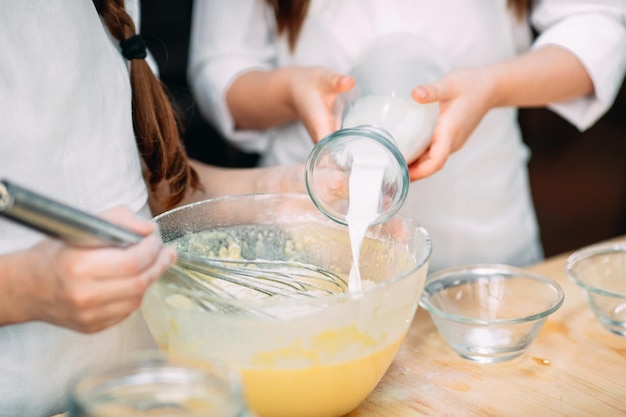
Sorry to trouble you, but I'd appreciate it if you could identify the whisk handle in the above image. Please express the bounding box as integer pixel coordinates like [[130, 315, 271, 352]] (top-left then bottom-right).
[[0, 179, 143, 248]]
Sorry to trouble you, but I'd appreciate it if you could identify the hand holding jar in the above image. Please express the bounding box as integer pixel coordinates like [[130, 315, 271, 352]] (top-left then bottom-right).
[[306, 33, 449, 226]]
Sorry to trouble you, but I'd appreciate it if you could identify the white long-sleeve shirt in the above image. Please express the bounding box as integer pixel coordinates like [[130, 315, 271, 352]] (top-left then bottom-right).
[[0, 1, 155, 415], [188, 0, 626, 271]]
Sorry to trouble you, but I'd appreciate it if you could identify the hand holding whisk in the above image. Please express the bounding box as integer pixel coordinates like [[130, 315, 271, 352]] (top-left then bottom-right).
[[0, 180, 348, 313]]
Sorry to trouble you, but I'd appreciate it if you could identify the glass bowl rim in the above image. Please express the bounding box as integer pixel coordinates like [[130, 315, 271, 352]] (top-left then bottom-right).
[[153, 193, 432, 308], [565, 242, 626, 299], [304, 126, 410, 227], [419, 263, 565, 325]]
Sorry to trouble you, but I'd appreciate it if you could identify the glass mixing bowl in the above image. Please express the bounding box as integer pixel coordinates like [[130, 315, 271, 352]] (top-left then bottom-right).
[[141, 193, 431, 417]]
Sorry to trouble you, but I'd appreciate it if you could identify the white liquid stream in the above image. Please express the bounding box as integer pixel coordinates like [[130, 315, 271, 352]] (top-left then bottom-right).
[[343, 96, 436, 292], [345, 141, 388, 292]]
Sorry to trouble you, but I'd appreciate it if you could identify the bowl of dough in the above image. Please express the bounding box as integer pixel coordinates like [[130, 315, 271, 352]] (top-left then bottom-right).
[[141, 193, 432, 417]]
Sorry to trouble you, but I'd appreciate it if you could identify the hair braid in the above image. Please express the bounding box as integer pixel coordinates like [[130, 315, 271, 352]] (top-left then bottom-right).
[[93, 0, 199, 212]]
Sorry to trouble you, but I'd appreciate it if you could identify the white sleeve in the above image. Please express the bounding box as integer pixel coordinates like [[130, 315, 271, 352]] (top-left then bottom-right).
[[187, 0, 275, 153], [530, 0, 626, 131]]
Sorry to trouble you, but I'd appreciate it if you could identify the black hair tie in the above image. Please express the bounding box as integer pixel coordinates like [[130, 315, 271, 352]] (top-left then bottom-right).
[[120, 34, 147, 60]]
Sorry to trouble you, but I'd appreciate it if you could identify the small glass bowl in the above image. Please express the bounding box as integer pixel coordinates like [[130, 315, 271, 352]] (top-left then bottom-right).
[[420, 264, 564, 363], [566, 242, 626, 337], [67, 350, 252, 417]]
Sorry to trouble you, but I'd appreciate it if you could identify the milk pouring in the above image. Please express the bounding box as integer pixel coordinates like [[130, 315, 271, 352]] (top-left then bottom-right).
[[306, 33, 448, 290]]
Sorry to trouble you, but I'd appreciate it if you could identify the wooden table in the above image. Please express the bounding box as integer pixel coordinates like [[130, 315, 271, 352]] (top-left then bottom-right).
[[351, 236, 626, 417]]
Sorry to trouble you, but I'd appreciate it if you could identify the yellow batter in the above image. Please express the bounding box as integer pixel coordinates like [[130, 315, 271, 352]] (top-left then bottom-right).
[[240, 327, 404, 417]]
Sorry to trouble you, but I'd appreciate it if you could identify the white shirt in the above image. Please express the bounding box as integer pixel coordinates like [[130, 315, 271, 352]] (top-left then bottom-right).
[[188, 0, 626, 271], [0, 1, 155, 415]]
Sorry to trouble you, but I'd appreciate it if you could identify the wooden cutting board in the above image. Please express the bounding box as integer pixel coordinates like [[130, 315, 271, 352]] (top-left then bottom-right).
[[350, 236, 626, 417]]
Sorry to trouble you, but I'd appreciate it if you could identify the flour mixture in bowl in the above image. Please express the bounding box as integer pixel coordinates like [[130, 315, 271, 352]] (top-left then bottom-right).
[[142, 193, 432, 417]]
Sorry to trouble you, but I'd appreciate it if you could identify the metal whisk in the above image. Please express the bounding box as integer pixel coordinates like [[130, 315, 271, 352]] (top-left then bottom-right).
[[0, 180, 348, 312]]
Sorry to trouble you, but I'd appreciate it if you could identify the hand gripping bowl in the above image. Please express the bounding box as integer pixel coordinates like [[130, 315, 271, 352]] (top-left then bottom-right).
[[141, 193, 432, 417]]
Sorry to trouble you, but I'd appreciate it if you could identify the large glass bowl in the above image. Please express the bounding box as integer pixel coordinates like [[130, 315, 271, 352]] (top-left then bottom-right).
[[141, 193, 431, 417]]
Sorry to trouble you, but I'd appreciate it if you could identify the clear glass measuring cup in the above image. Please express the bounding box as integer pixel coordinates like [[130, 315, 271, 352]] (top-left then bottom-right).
[[306, 32, 449, 226]]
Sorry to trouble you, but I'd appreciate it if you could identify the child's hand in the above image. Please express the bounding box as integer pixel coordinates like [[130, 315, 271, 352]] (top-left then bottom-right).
[[285, 66, 355, 142], [409, 67, 494, 181], [16, 206, 176, 333]]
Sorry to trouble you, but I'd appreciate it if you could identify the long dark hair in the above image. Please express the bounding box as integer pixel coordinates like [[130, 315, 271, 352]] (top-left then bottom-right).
[[265, 0, 311, 51], [93, 0, 199, 212], [267, 0, 532, 51]]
